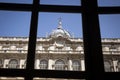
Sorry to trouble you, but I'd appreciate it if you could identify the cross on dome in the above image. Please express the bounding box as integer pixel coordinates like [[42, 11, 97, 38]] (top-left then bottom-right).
[[49, 18, 72, 38], [57, 17, 62, 29]]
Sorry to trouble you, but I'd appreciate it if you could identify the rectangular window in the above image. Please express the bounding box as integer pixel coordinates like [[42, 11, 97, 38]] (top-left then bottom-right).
[[99, 14, 120, 72], [40, 0, 81, 6], [0, 0, 33, 4], [0, 11, 31, 69], [35, 12, 85, 71], [0, 77, 24, 80], [33, 78, 85, 80], [0, 0, 120, 80], [98, 0, 120, 6]]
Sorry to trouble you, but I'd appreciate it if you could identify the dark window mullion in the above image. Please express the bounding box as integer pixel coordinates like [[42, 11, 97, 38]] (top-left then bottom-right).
[[0, 3, 32, 11], [81, 0, 104, 80], [98, 7, 120, 14], [25, 0, 39, 80]]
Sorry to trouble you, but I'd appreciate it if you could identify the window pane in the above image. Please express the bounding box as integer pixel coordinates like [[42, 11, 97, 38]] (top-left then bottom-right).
[[0, 11, 31, 69], [33, 78, 85, 80], [55, 59, 65, 70], [35, 12, 85, 71], [104, 61, 112, 72], [40, 0, 81, 6], [98, 0, 120, 6], [99, 14, 120, 72], [39, 59, 48, 69], [0, 0, 32, 4], [72, 60, 81, 71], [0, 77, 24, 80], [8, 59, 18, 68]]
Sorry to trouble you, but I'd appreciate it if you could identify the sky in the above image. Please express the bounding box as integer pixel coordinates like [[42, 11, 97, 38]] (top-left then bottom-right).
[[0, 0, 120, 38]]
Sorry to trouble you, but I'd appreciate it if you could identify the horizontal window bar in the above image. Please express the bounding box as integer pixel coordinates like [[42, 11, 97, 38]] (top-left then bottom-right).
[[0, 69, 86, 79], [0, 3, 82, 13], [0, 3, 32, 11], [98, 7, 120, 14]]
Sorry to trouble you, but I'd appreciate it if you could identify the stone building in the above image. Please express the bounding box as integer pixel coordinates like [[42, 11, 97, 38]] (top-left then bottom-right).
[[0, 20, 120, 80]]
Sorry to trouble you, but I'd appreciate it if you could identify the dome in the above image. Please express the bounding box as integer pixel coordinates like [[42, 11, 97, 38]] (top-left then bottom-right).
[[49, 19, 71, 38], [50, 28, 71, 38]]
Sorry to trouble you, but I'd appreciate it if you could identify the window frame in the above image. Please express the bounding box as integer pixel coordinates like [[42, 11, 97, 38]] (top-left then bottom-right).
[[55, 59, 65, 70], [72, 60, 81, 71], [0, 0, 120, 80], [104, 60, 113, 72], [8, 59, 19, 69], [39, 59, 48, 69]]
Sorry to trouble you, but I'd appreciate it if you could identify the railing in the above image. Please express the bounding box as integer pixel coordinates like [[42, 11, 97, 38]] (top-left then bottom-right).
[[102, 38, 120, 43], [6, 64, 19, 69], [0, 37, 29, 41], [0, 49, 82, 54], [102, 50, 120, 54], [0, 49, 120, 55], [36, 50, 83, 54], [0, 50, 27, 53]]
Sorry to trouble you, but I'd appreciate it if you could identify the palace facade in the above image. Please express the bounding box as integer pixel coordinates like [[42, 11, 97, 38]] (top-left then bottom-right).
[[0, 20, 120, 80]]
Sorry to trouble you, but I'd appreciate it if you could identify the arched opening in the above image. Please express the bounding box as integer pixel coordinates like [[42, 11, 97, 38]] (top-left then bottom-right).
[[72, 60, 81, 71], [104, 60, 112, 72], [40, 59, 48, 69], [55, 59, 65, 70], [8, 59, 18, 68]]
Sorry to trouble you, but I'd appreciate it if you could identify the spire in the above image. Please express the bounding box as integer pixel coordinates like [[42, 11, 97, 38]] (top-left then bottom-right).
[[57, 17, 62, 29]]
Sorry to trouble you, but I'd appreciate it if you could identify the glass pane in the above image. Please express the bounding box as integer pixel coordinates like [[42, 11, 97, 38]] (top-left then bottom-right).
[[0, 0, 32, 4], [40, 0, 81, 6], [0, 11, 31, 69], [98, 0, 120, 6], [35, 12, 85, 71], [33, 78, 85, 80], [99, 14, 120, 72], [0, 77, 24, 80]]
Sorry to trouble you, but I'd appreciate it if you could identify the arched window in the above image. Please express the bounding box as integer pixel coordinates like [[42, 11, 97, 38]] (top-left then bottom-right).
[[72, 60, 81, 71], [117, 61, 120, 72], [55, 60, 65, 70], [40, 60, 48, 69], [0, 59, 2, 68], [104, 61, 112, 72], [8, 59, 18, 68]]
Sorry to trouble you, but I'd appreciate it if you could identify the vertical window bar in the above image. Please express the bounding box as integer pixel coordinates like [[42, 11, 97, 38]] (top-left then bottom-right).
[[25, 0, 39, 80], [81, 0, 104, 80]]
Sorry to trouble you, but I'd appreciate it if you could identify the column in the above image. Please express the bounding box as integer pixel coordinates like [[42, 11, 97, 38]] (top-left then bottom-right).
[[3, 59, 9, 68], [35, 59, 40, 69], [68, 60, 72, 70], [81, 60, 85, 71], [19, 59, 25, 69], [112, 60, 118, 72], [48, 59, 53, 70]]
